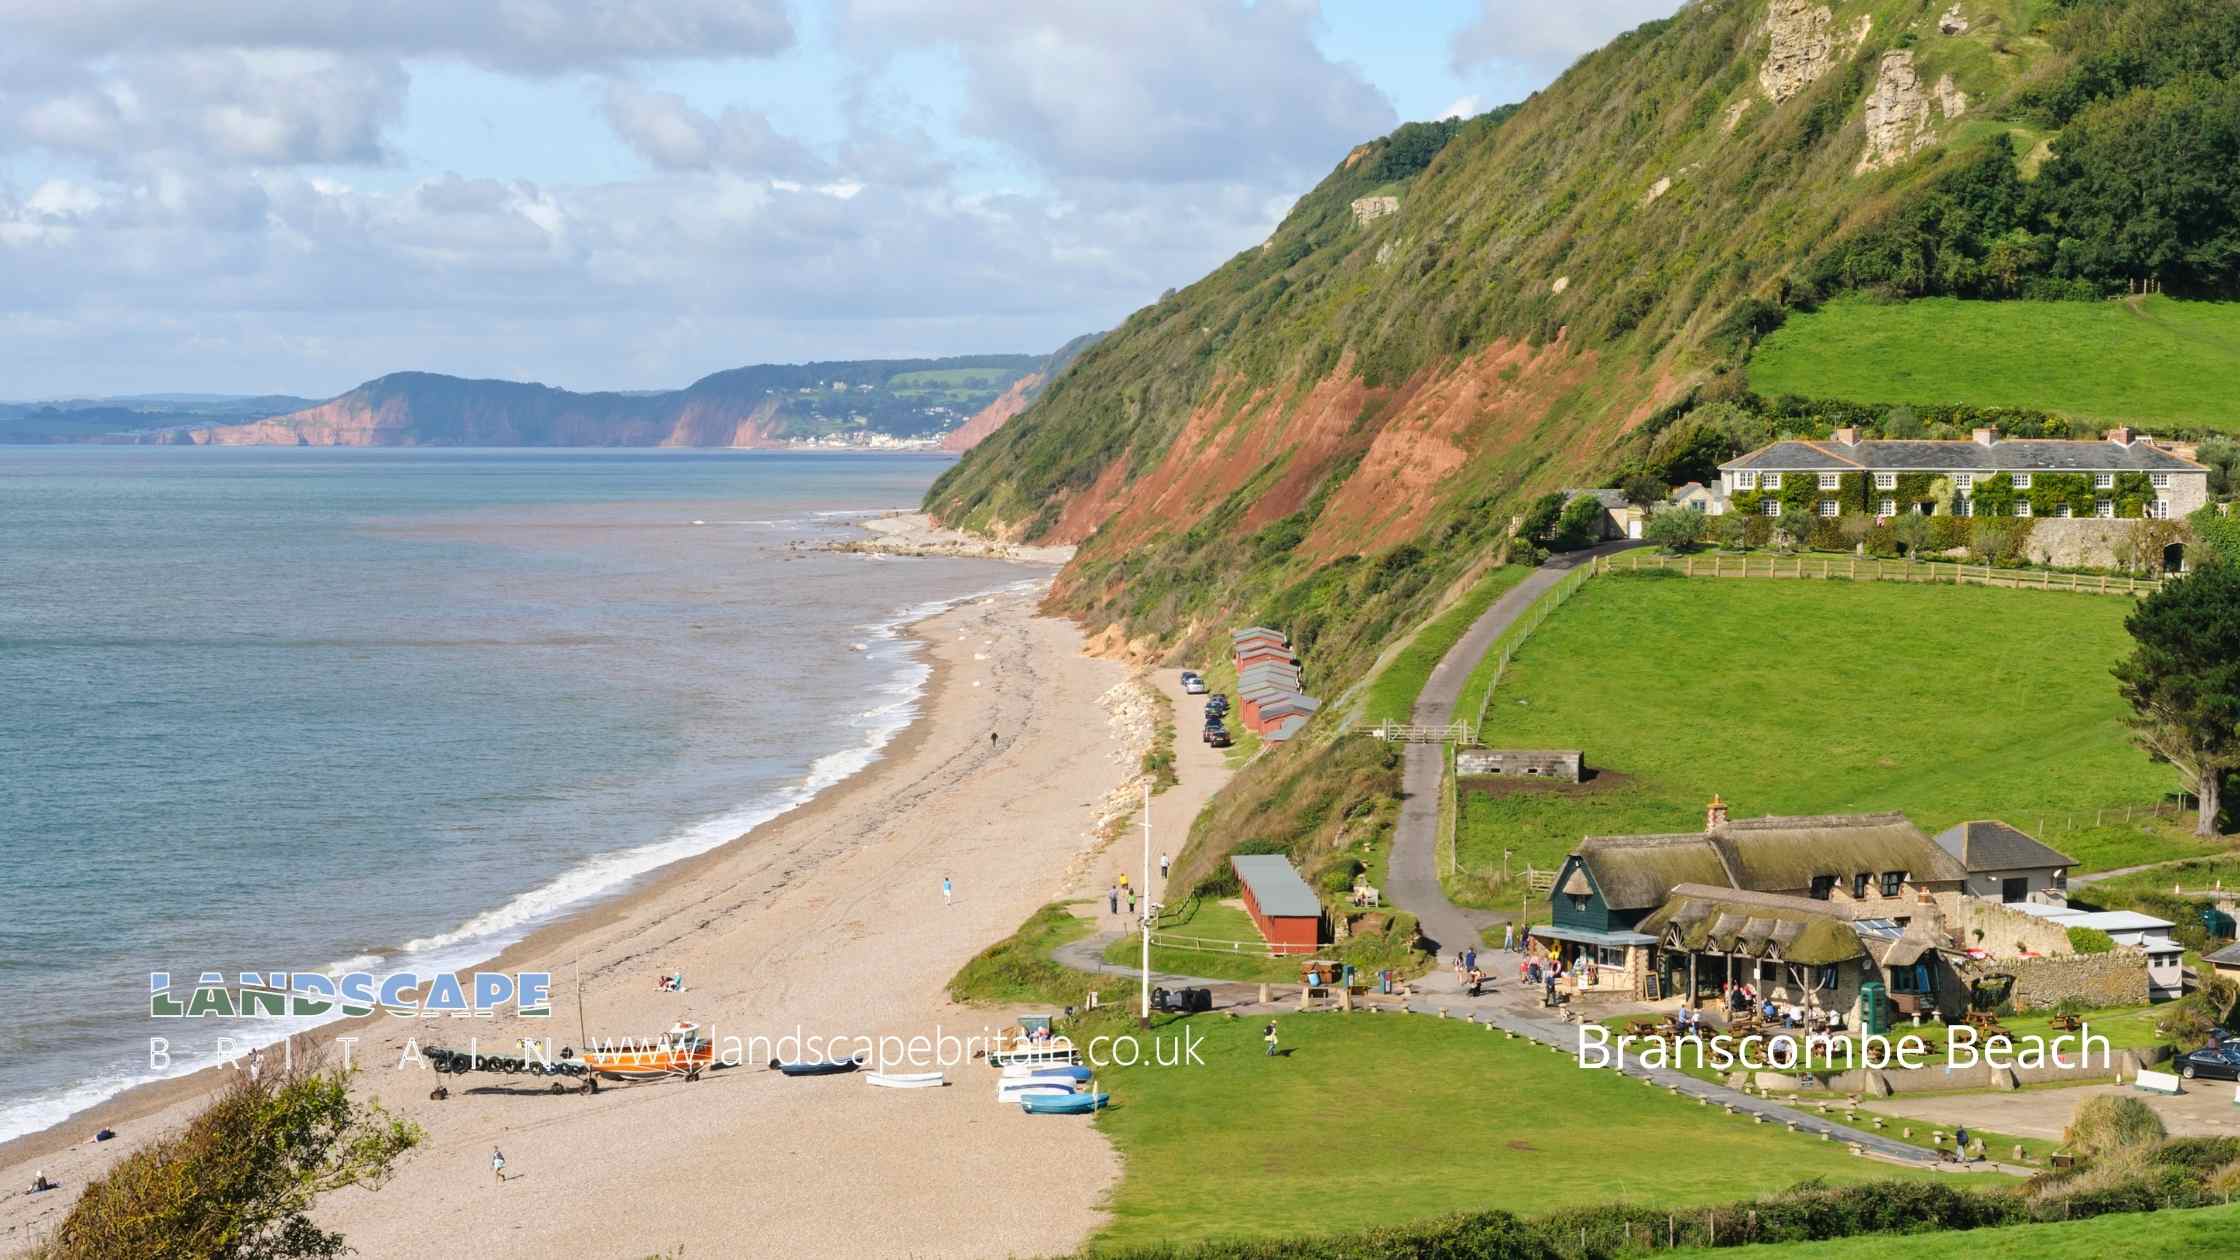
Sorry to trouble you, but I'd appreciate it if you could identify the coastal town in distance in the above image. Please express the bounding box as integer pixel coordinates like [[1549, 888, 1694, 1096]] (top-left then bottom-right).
[[7, 2, 2240, 1258]]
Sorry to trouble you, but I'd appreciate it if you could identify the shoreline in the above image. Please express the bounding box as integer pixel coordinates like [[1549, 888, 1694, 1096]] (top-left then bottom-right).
[[2, 577, 1131, 1258]]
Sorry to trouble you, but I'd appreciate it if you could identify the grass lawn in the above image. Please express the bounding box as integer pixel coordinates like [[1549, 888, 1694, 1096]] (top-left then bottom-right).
[[1447, 575, 2224, 905], [1086, 1012, 1952, 1253], [1103, 898, 1308, 984], [949, 902, 1096, 1007], [1361, 563, 1531, 724], [1667, 1201, 2240, 1259], [1748, 296, 2240, 431]]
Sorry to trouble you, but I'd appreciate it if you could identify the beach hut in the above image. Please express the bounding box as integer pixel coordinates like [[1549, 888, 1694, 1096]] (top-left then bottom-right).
[[1232, 855, 1323, 955]]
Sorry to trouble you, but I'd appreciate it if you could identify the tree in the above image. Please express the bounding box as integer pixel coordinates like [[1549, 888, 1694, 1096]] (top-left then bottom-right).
[[1644, 505, 1706, 553], [1881, 405, 1923, 439], [1512, 492, 1565, 545], [1617, 473, 1668, 514], [2113, 563, 2240, 837], [2197, 437, 2240, 498], [2192, 503, 2240, 568], [38, 1052, 421, 1260], [1710, 511, 1747, 551], [1554, 495, 1610, 550], [1893, 511, 1933, 559], [1838, 513, 1876, 552]]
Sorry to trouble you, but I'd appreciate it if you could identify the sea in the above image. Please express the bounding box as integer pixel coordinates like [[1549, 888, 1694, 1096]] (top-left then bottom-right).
[[0, 447, 1030, 1143]]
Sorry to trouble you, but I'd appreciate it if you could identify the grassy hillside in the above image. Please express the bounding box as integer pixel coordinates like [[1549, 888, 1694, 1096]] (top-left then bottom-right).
[[1750, 295, 2240, 429], [1449, 574, 2221, 905]]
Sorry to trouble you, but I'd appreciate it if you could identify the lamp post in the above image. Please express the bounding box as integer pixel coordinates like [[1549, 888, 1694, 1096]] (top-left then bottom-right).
[[1139, 782, 1154, 1029]]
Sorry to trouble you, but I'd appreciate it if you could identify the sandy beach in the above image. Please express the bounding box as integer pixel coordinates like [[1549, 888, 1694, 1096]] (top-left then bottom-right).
[[0, 580, 1154, 1259]]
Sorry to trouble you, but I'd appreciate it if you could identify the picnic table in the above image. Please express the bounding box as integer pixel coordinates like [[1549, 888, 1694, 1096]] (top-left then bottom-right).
[[2048, 1013, 2083, 1033], [1963, 1010, 2014, 1043]]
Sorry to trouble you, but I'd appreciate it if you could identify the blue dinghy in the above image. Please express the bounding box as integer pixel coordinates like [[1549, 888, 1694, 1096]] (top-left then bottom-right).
[[1021, 1091, 1108, 1115], [999, 1064, 1091, 1082]]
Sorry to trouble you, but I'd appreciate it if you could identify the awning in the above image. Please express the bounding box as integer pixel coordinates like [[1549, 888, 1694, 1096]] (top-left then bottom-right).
[[1529, 924, 1656, 948]]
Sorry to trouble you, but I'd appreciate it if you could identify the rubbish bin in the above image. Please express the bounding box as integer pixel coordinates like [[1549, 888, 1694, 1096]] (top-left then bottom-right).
[[1858, 980, 1888, 1037]]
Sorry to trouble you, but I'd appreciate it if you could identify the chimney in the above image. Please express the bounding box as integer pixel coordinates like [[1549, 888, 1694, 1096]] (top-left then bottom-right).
[[1832, 426, 1861, 446], [2106, 426, 2136, 446], [1705, 795, 1728, 833], [1972, 426, 1999, 447]]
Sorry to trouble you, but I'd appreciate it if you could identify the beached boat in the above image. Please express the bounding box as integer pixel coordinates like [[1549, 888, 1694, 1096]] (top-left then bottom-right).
[[865, 1071, 945, 1089], [575, 1022, 715, 1082], [995, 1078, 1077, 1102], [771, 1055, 863, 1077], [999, 1064, 1091, 1082], [987, 1040, 1079, 1067], [1021, 1091, 1109, 1115]]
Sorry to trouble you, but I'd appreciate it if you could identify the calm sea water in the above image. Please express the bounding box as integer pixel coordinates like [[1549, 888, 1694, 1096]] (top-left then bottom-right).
[[0, 448, 1026, 1141]]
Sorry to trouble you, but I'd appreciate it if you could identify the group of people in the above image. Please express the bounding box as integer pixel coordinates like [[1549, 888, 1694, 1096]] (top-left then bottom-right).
[[1718, 982, 1839, 1031], [1451, 947, 1492, 996], [1107, 876, 1137, 917]]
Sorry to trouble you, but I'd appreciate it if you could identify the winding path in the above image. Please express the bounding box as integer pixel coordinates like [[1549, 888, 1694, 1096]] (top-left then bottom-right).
[[1386, 542, 1641, 964]]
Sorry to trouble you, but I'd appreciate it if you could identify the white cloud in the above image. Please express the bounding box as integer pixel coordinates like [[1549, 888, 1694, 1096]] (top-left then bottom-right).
[[836, 0, 1394, 185], [1450, 1, 1687, 77], [600, 82, 825, 179], [1438, 95, 1483, 120]]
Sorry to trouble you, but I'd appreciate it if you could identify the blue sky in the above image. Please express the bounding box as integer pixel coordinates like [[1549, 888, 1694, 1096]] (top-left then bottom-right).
[[0, 1, 1682, 398]]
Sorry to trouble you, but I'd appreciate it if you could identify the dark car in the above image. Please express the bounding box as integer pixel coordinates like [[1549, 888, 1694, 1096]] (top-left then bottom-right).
[[1206, 727, 1233, 748], [2177, 1041, 2240, 1081]]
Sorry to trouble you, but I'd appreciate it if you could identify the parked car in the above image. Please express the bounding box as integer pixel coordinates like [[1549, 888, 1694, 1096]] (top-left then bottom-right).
[[1206, 727, 1232, 748], [1205, 695, 1229, 715], [2177, 1040, 2240, 1081], [1180, 671, 1207, 694]]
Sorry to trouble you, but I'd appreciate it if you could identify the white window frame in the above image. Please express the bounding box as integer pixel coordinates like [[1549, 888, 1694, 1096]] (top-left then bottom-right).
[[1874, 472, 1897, 490], [1819, 499, 1839, 518], [1878, 498, 1897, 517], [2151, 472, 2171, 488], [1956, 498, 1972, 518], [1818, 472, 1840, 490], [2149, 500, 2172, 520], [2057, 503, 2073, 518], [2094, 472, 2115, 489], [1761, 472, 1782, 491], [1594, 944, 1628, 968], [1734, 471, 1756, 491], [2013, 472, 2032, 489], [2015, 501, 2033, 519], [1762, 499, 1782, 517], [2095, 500, 2114, 519], [1953, 474, 1974, 492]]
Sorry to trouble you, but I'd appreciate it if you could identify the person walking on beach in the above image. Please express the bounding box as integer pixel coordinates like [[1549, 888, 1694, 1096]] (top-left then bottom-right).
[[1126, 889, 1137, 916], [1464, 946, 1476, 974], [491, 1147, 506, 1185], [1159, 852, 1169, 881], [943, 875, 953, 907], [990, 731, 998, 749], [1108, 884, 1119, 916], [1503, 922, 1515, 952], [1263, 1020, 1279, 1057]]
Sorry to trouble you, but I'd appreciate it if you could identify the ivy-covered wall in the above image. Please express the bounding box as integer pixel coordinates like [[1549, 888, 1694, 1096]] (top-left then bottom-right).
[[1968, 471, 2154, 518]]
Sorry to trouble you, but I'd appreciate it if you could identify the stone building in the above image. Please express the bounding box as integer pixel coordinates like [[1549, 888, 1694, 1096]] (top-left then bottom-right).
[[1457, 748, 1583, 782], [1933, 820, 2074, 903]]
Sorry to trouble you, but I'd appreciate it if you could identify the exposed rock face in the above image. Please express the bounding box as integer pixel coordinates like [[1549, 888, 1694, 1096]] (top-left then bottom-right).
[[1758, 1, 1835, 104], [1350, 195, 1400, 226], [1642, 176, 1673, 207], [1856, 52, 1966, 174], [1939, 5, 1969, 35], [938, 372, 1043, 452]]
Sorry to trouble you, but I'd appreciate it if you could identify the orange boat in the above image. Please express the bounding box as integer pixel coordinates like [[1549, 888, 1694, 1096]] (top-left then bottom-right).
[[572, 1021, 714, 1082]]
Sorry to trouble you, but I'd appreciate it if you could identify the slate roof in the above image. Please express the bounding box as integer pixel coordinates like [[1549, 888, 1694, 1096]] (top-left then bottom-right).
[[2204, 942, 2240, 968], [1572, 812, 1965, 911], [1935, 820, 2077, 873], [1267, 715, 1311, 742], [1723, 437, 2205, 474], [1565, 488, 1632, 508], [1232, 854, 1321, 918], [1233, 626, 1288, 645]]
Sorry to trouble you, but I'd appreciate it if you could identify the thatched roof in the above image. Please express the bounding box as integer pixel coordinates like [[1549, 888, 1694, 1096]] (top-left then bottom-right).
[[1573, 811, 1964, 911], [1637, 885, 1868, 965]]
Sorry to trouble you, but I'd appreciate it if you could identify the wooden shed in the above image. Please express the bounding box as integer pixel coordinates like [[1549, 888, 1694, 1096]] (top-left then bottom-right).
[[1232, 855, 1323, 955]]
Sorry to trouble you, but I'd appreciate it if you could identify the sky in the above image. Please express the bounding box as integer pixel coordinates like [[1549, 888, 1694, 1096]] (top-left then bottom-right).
[[0, 1, 1685, 399]]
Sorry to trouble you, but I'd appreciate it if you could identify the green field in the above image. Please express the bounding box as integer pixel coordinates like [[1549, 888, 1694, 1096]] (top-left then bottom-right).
[[1361, 564, 1531, 724], [1748, 296, 2240, 431], [1668, 1201, 2240, 1259], [1103, 898, 1306, 983], [1087, 1013, 1948, 1253], [1450, 575, 2220, 904]]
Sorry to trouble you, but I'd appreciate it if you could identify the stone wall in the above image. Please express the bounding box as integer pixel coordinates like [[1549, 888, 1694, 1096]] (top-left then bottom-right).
[[1957, 950, 2150, 1012], [2026, 518, 2143, 569], [1933, 894, 2075, 958], [1458, 748, 1583, 782]]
